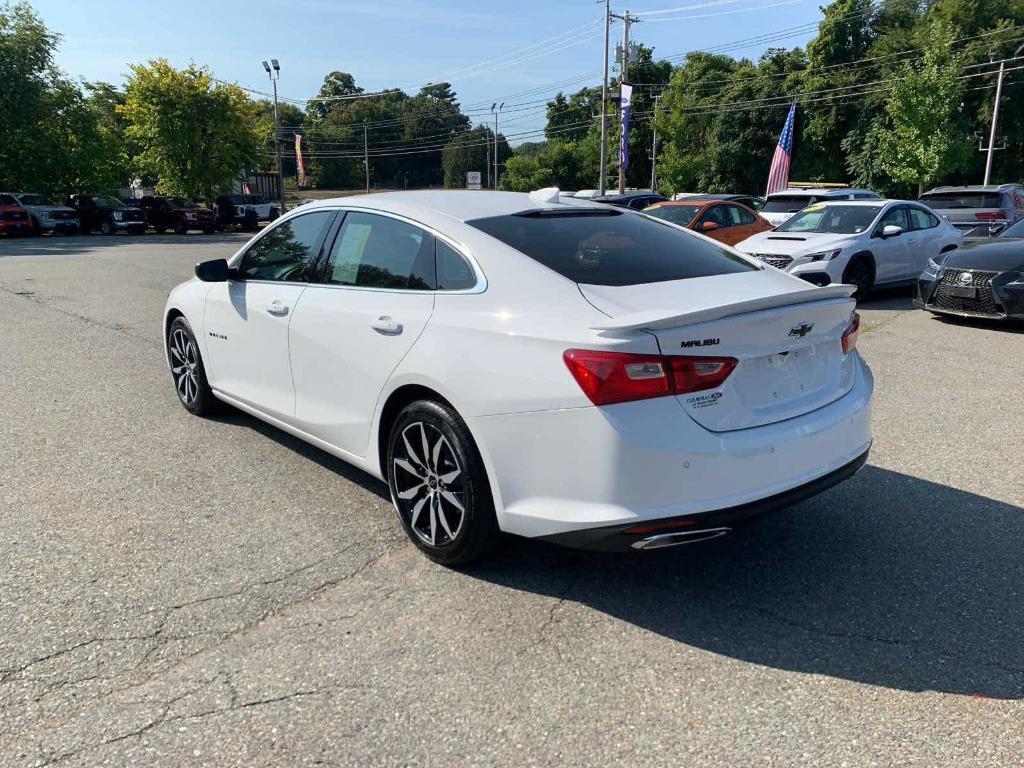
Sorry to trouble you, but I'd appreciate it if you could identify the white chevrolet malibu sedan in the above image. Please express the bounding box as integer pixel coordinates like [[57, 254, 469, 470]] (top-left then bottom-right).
[[164, 190, 873, 564]]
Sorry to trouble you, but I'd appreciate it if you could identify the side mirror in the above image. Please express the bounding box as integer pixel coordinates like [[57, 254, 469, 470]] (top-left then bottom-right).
[[881, 224, 903, 238], [195, 258, 230, 282], [701, 221, 719, 232]]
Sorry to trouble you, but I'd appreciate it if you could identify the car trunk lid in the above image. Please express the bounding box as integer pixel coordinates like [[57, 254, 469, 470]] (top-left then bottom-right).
[[580, 271, 858, 431]]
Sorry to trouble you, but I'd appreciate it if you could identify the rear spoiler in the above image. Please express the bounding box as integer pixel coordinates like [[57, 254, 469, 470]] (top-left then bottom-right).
[[590, 284, 855, 331]]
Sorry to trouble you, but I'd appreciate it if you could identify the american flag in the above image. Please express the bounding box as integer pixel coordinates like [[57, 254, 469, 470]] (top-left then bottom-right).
[[765, 101, 796, 197]]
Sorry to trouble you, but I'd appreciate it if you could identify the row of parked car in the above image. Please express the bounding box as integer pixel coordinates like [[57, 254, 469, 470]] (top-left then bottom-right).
[[0, 192, 282, 237], [575, 183, 1024, 322]]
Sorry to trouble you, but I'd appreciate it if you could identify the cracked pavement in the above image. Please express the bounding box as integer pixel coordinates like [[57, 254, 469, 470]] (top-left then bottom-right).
[[1, 235, 1022, 766]]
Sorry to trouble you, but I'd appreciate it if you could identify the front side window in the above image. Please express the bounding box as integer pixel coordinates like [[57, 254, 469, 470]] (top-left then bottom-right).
[[467, 209, 756, 287], [239, 211, 334, 281], [698, 205, 733, 228], [776, 204, 881, 234], [878, 206, 909, 233], [94, 196, 125, 208], [325, 212, 434, 290], [725, 204, 755, 225]]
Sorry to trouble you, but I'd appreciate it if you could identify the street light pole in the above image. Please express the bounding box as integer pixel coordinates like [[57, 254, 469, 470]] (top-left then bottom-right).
[[650, 94, 660, 192], [262, 59, 286, 214], [363, 121, 370, 193], [616, 10, 635, 195], [491, 103, 504, 190], [598, 0, 611, 196]]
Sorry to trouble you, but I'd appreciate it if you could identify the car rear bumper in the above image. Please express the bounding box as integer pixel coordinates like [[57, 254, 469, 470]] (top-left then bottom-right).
[[466, 354, 873, 541]]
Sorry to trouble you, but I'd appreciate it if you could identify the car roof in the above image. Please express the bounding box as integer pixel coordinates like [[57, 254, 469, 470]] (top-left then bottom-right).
[[296, 190, 607, 225], [592, 190, 661, 201], [924, 184, 1020, 193], [767, 188, 877, 197]]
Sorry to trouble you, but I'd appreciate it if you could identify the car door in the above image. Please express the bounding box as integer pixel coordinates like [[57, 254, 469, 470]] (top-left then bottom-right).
[[905, 205, 943, 278], [720, 203, 762, 246], [288, 210, 439, 458], [871, 205, 911, 284], [201, 209, 336, 419]]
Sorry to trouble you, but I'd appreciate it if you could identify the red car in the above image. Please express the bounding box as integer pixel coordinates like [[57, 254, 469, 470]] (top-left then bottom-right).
[[139, 196, 217, 234], [0, 193, 33, 237], [643, 198, 773, 246]]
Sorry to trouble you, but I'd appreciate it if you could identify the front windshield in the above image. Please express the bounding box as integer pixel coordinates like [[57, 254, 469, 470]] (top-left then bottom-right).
[[762, 195, 817, 213], [168, 197, 196, 208], [18, 194, 54, 206], [644, 205, 701, 227], [776, 204, 881, 234], [94, 196, 125, 208], [244, 195, 266, 204], [999, 219, 1024, 238]]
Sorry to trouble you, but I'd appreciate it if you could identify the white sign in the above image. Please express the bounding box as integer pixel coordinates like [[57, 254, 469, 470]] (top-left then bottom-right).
[[467, 171, 482, 190]]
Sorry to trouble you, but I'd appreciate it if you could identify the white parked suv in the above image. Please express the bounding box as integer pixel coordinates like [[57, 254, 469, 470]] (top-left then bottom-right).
[[241, 194, 280, 222], [760, 188, 880, 227], [736, 200, 963, 298], [164, 190, 872, 563]]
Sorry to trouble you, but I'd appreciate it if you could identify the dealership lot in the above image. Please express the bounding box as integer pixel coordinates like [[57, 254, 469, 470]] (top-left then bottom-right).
[[1, 235, 1022, 766]]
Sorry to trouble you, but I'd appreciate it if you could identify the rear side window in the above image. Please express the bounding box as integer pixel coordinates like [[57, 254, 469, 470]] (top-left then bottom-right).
[[920, 192, 1003, 209], [761, 195, 816, 213], [240, 210, 334, 281], [436, 241, 476, 290], [467, 210, 756, 287], [908, 207, 938, 230], [326, 212, 434, 290]]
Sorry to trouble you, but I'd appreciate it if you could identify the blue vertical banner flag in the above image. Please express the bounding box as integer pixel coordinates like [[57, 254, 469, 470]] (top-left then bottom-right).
[[618, 83, 633, 172], [766, 100, 797, 197]]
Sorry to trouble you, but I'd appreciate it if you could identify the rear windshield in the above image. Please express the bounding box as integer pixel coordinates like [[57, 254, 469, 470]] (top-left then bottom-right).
[[776, 204, 881, 234], [919, 192, 1002, 209], [762, 195, 818, 213], [644, 205, 701, 227], [467, 209, 757, 286]]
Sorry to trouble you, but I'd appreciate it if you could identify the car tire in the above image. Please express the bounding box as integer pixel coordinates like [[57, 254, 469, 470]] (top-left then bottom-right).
[[100, 219, 116, 235], [173, 221, 187, 235], [202, 227, 215, 235], [842, 255, 875, 302], [167, 317, 218, 416], [154, 226, 166, 234], [268, 208, 279, 221], [31, 217, 43, 236], [386, 400, 501, 566]]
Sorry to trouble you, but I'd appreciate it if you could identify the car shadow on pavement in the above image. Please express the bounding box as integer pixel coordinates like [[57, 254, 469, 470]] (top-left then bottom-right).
[[0, 233, 252, 257], [208, 410, 392, 501], [469, 465, 1024, 700]]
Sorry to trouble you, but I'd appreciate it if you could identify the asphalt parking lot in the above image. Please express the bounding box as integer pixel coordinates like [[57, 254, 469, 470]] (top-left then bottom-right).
[[1, 233, 1022, 767]]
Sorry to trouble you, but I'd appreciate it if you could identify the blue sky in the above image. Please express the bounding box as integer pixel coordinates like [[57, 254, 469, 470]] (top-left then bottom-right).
[[30, 0, 827, 140]]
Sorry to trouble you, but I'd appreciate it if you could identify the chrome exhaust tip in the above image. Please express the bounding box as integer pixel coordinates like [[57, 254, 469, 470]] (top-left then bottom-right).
[[631, 527, 731, 550]]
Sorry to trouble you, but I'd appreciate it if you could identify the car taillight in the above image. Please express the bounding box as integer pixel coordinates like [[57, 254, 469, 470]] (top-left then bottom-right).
[[666, 356, 738, 394], [975, 211, 1003, 221], [563, 349, 737, 406], [841, 312, 860, 354]]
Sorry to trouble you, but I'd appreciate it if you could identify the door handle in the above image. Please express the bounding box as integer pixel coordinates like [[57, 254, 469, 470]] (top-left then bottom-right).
[[371, 315, 403, 335], [266, 300, 290, 317]]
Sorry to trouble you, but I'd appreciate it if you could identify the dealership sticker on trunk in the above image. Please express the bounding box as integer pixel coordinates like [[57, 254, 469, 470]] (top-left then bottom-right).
[[685, 391, 723, 409]]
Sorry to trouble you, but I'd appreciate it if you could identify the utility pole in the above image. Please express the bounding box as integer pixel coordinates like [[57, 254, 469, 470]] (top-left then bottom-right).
[[598, 0, 611, 196], [611, 10, 638, 195], [491, 103, 504, 190], [363, 121, 370, 193], [650, 94, 660, 192], [983, 43, 1024, 185], [262, 59, 286, 214]]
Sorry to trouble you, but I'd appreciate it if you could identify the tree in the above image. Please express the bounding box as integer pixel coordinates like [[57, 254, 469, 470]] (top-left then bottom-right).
[[0, 1, 57, 190], [121, 60, 261, 200], [877, 22, 970, 195], [442, 126, 509, 188], [307, 71, 362, 122]]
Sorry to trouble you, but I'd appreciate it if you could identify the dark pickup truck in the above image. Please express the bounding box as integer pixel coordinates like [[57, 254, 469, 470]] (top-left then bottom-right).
[[139, 196, 216, 234], [66, 194, 147, 235]]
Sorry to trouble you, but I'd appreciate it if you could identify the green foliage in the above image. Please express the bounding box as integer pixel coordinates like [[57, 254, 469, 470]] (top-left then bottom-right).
[[121, 59, 261, 200], [877, 21, 970, 195], [441, 126, 509, 188]]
